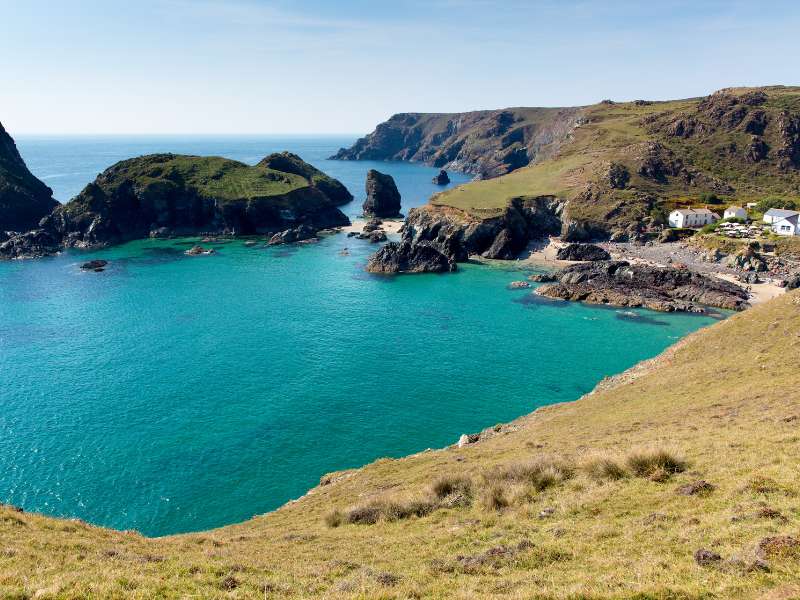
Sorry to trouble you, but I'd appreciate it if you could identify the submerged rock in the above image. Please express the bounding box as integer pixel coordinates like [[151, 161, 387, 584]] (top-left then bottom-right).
[[185, 245, 215, 256], [80, 259, 108, 272], [363, 170, 401, 218], [432, 170, 450, 185]]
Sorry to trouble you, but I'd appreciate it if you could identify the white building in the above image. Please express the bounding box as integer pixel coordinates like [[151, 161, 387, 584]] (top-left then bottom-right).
[[668, 208, 720, 228], [723, 206, 747, 220], [763, 208, 800, 225], [771, 213, 800, 236]]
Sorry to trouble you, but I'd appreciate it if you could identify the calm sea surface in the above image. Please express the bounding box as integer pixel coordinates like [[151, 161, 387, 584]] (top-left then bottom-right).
[[0, 136, 720, 535]]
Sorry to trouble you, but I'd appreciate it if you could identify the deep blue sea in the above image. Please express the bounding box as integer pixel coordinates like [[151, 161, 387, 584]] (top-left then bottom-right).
[[0, 136, 721, 536]]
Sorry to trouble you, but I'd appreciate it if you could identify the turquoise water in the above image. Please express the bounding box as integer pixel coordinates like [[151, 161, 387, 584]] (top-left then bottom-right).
[[1, 137, 722, 536]]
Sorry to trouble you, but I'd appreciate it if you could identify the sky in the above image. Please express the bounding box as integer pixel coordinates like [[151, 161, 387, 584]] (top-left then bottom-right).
[[2, 0, 799, 134]]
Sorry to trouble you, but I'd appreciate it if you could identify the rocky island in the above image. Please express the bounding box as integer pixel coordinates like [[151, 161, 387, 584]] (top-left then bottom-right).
[[0, 146, 352, 258]]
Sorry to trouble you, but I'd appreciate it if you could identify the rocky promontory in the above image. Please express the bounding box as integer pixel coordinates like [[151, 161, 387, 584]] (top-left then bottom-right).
[[365, 198, 565, 273], [363, 170, 401, 218], [2, 152, 351, 258], [536, 260, 749, 312], [331, 108, 582, 179], [0, 122, 58, 232]]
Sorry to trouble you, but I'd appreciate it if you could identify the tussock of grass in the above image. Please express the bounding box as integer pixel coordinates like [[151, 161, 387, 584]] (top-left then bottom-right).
[[484, 458, 574, 491], [580, 454, 627, 482], [480, 485, 510, 512], [626, 448, 687, 481]]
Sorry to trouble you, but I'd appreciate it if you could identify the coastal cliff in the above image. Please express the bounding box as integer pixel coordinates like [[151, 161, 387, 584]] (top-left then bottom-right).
[[331, 107, 583, 178], [0, 122, 58, 232], [361, 87, 800, 270], [1, 151, 352, 257]]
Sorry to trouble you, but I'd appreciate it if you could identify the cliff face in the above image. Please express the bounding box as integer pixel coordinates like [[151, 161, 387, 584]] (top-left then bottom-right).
[[1, 152, 351, 257], [332, 108, 583, 179], [366, 196, 565, 273], [0, 122, 58, 232]]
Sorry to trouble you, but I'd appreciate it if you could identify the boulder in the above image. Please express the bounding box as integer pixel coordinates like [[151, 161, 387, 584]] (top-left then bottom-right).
[[432, 170, 450, 185], [0, 229, 61, 259], [267, 225, 317, 246], [185, 245, 215, 256], [363, 170, 401, 217], [555, 243, 611, 261], [366, 241, 456, 274], [694, 549, 722, 566]]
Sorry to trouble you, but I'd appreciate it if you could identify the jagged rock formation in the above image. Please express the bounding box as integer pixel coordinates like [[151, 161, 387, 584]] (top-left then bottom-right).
[[555, 243, 611, 261], [0, 122, 58, 232], [363, 170, 401, 217], [432, 170, 450, 185], [365, 197, 565, 273], [2, 153, 351, 258], [332, 108, 583, 178], [536, 261, 749, 312]]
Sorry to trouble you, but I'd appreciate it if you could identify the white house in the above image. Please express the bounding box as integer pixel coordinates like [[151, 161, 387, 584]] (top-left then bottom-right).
[[668, 208, 720, 228], [763, 208, 800, 225], [771, 213, 800, 236], [723, 206, 747, 220]]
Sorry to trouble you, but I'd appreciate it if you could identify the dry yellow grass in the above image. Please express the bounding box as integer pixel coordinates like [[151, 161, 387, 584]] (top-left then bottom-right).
[[2, 291, 800, 598]]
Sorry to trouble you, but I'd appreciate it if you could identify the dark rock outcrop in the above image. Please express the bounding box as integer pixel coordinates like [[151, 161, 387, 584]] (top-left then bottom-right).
[[366, 241, 456, 274], [80, 259, 108, 271], [364, 197, 567, 273], [536, 261, 749, 312], [0, 122, 58, 232], [555, 243, 611, 261], [432, 170, 450, 185], [363, 170, 401, 217], [0, 228, 61, 259], [267, 225, 317, 245]]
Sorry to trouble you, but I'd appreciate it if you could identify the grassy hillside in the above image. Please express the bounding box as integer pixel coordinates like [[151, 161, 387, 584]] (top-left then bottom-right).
[[431, 87, 800, 233], [2, 291, 800, 598]]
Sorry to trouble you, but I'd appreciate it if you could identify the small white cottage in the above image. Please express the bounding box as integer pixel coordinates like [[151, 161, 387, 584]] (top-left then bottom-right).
[[723, 206, 747, 220], [771, 213, 800, 236], [763, 208, 800, 225], [668, 208, 720, 228]]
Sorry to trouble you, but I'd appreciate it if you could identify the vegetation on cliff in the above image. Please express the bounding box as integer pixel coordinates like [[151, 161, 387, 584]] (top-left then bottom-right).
[[0, 121, 58, 232], [3, 152, 351, 253], [2, 290, 799, 598]]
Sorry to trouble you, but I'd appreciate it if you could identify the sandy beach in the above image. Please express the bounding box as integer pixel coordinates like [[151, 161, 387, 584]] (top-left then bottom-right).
[[342, 218, 404, 235]]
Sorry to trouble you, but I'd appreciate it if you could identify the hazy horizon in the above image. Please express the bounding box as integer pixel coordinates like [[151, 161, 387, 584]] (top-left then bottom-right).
[[2, 0, 799, 135]]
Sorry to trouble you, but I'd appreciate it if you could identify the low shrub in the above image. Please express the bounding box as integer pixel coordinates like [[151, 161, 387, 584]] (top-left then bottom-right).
[[626, 449, 687, 480], [486, 458, 574, 492], [581, 455, 627, 482], [481, 484, 510, 511], [431, 475, 473, 500], [324, 509, 344, 528]]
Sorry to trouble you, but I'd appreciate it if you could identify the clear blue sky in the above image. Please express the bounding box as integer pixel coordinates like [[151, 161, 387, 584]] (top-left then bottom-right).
[[2, 0, 799, 134]]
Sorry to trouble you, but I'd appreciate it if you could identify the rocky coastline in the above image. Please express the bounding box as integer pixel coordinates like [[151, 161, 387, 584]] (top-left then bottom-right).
[[535, 260, 750, 312]]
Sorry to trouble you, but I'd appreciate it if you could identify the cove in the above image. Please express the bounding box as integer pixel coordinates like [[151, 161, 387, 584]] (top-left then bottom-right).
[[0, 137, 720, 536]]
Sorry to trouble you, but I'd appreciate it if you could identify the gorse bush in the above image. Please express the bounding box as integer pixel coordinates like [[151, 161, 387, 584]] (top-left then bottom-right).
[[626, 449, 687, 481]]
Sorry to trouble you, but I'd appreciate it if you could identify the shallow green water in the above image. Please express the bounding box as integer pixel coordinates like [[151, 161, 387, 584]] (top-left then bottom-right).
[[0, 234, 721, 535]]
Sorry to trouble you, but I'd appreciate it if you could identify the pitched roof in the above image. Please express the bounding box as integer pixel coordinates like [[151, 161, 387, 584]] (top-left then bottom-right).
[[775, 214, 799, 225], [764, 208, 800, 218], [725, 205, 744, 211], [672, 208, 717, 216]]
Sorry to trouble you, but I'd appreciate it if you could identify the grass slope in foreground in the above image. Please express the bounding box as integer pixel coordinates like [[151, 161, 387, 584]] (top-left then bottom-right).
[[2, 292, 800, 598]]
